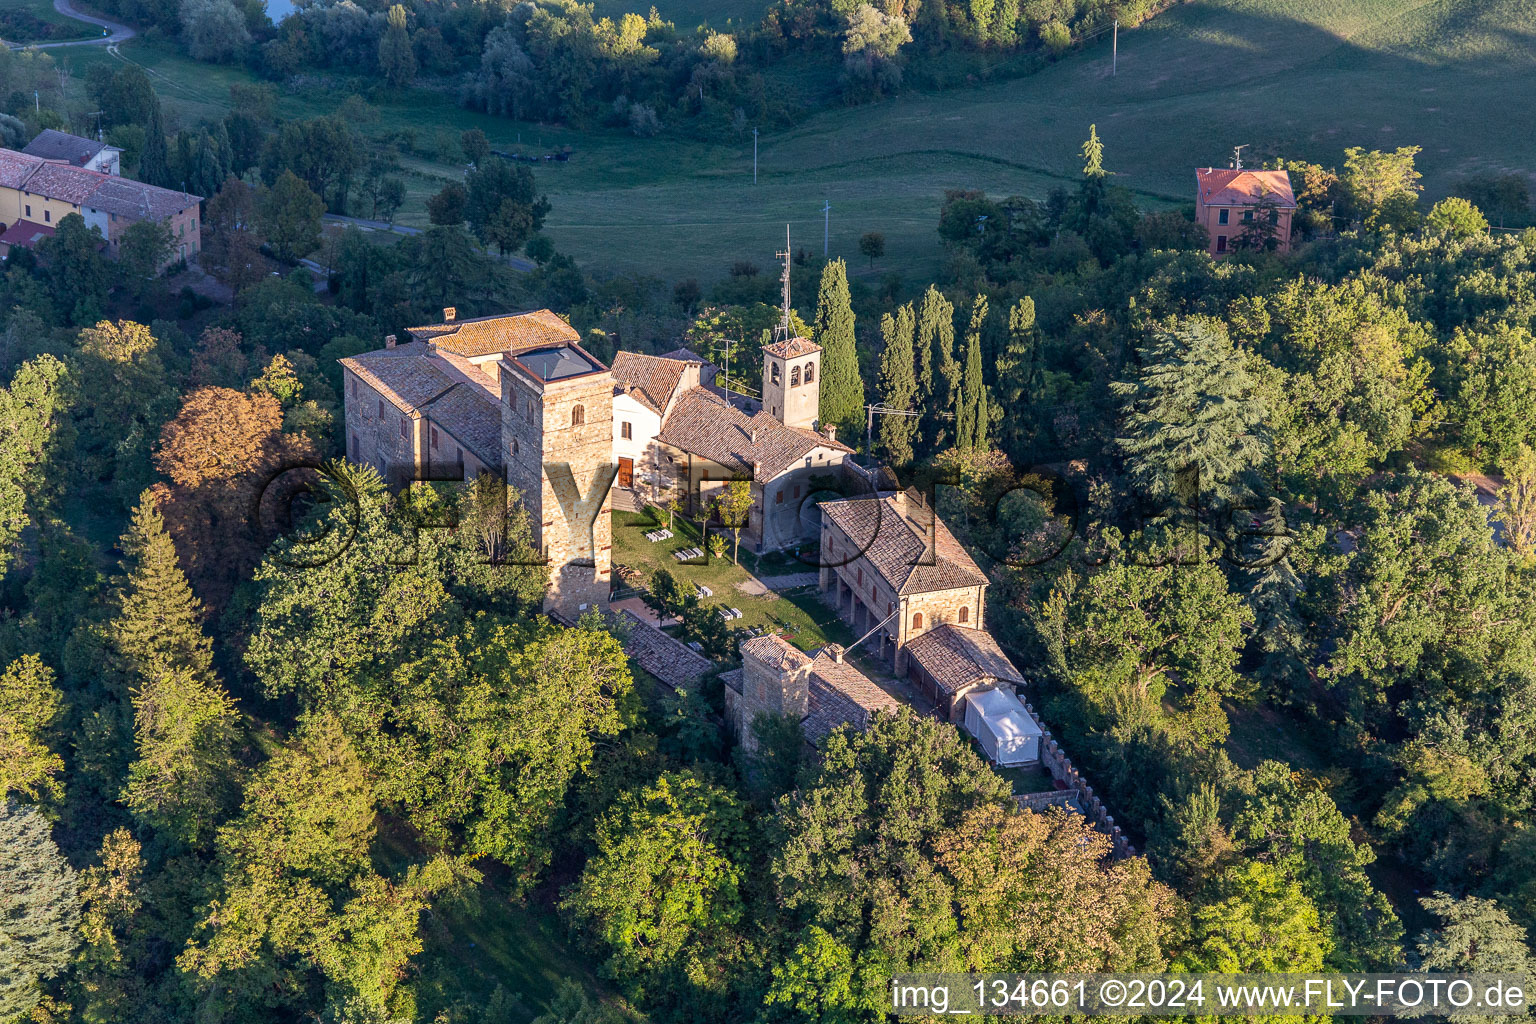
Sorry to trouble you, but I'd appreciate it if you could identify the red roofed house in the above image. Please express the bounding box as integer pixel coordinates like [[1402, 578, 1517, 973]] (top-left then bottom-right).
[[1195, 167, 1297, 257]]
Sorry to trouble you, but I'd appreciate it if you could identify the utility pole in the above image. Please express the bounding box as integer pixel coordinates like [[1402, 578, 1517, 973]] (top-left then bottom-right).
[[752, 127, 758, 184], [1112, 19, 1118, 76], [865, 403, 923, 458], [822, 199, 830, 257]]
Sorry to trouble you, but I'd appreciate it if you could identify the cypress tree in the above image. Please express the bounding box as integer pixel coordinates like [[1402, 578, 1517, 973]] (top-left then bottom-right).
[[0, 800, 80, 1021], [995, 296, 1037, 458], [813, 258, 863, 433], [112, 490, 214, 682], [140, 99, 169, 189], [876, 303, 918, 466], [918, 286, 959, 452], [958, 295, 990, 451]]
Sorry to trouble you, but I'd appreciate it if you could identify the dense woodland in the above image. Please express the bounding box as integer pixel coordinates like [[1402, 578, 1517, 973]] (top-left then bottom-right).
[[4, 11, 1536, 1017]]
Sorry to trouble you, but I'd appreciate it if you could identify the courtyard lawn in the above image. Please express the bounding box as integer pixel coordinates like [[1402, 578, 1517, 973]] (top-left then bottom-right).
[[613, 508, 855, 652], [997, 762, 1056, 796]]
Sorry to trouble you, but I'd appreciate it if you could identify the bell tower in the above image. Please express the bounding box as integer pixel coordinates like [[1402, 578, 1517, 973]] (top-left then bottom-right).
[[761, 227, 822, 430]]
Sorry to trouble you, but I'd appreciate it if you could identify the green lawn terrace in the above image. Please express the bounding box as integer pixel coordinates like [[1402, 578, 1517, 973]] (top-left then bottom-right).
[[611, 507, 856, 650]]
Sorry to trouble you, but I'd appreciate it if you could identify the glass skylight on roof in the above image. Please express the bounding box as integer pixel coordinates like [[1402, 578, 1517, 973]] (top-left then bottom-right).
[[518, 345, 601, 381]]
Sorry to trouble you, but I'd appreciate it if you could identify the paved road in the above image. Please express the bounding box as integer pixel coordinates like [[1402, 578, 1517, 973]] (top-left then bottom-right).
[[4, 0, 135, 48]]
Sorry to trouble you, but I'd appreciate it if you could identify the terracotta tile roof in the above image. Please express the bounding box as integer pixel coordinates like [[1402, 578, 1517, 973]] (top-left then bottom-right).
[[763, 336, 821, 359], [904, 623, 1024, 696], [339, 343, 463, 413], [741, 633, 810, 670], [0, 150, 47, 190], [611, 352, 692, 416], [22, 130, 110, 167], [656, 387, 850, 481], [802, 646, 902, 745], [421, 383, 501, 467], [820, 492, 988, 595], [0, 220, 54, 249], [660, 347, 719, 387], [85, 175, 199, 220], [406, 309, 579, 357], [1195, 168, 1297, 209], [20, 161, 105, 205]]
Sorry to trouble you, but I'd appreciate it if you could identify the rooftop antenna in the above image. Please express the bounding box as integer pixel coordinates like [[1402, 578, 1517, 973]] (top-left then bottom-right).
[[1232, 144, 1248, 170], [775, 224, 792, 341]]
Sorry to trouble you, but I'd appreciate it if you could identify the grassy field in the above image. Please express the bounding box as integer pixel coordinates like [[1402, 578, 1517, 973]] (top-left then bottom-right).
[[592, 0, 765, 30], [60, 0, 1536, 284]]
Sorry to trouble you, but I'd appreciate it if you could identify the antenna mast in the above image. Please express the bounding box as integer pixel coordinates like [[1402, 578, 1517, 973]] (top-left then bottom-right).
[[775, 224, 792, 340], [1232, 144, 1248, 170]]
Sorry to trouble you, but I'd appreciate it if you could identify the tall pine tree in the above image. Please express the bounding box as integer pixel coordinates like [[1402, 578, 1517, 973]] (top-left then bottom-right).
[[957, 295, 991, 451], [0, 800, 80, 1021], [1111, 320, 1270, 507], [110, 492, 240, 842], [917, 286, 958, 453], [813, 258, 863, 433], [995, 296, 1038, 459], [111, 491, 213, 680], [876, 303, 918, 467]]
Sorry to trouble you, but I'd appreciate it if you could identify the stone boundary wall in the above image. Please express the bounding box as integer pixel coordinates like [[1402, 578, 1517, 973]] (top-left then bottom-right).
[[1012, 693, 1136, 860], [619, 608, 713, 690]]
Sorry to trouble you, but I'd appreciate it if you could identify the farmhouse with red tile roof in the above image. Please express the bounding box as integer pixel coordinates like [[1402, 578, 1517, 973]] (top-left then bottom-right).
[[1195, 166, 1297, 257]]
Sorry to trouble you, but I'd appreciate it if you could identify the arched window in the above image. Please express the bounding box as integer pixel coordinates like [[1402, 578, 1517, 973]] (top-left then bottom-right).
[[912, 612, 923, 629], [790, 365, 801, 387], [571, 404, 585, 426], [512, 438, 519, 457], [958, 606, 968, 623], [771, 363, 781, 384], [508, 389, 516, 411], [804, 363, 815, 384]]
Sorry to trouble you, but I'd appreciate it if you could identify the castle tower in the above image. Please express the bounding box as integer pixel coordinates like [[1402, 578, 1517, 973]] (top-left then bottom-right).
[[735, 635, 812, 752], [501, 341, 615, 621], [762, 336, 822, 430]]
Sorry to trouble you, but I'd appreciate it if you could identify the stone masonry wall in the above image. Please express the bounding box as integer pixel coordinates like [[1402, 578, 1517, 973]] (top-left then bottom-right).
[[344, 369, 419, 485], [503, 362, 615, 620], [1014, 695, 1136, 860]]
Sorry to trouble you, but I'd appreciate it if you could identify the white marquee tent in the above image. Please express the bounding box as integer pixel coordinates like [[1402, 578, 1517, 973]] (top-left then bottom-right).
[[964, 687, 1042, 767]]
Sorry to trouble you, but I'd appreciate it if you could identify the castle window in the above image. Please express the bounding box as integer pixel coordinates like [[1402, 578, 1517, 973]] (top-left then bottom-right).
[[431, 427, 439, 449], [775, 489, 783, 504], [621, 421, 632, 440], [790, 366, 801, 387], [572, 405, 585, 426], [857, 567, 862, 585], [804, 363, 814, 384], [509, 389, 516, 411], [793, 484, 801, 499], [912, 612, 923, 629], [959, 606, 968, 623], [456, 447, 463, 463], [771, 363, 781, 384], [399, 417, 408, 439], [1218, 208, 1229, 225], [512, 438, 519, 457], [350, 434, 359, 462], [378, 399, 385, 419]]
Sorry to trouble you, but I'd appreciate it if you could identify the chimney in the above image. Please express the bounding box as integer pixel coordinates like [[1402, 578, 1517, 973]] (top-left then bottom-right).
[[384, 334, 397, 349], [749, 428, 757, 444], [825, 643, 845, 664], [751, 460, 761, 480], [442, 306, 457, 322], [823, 424, 837, 443]]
